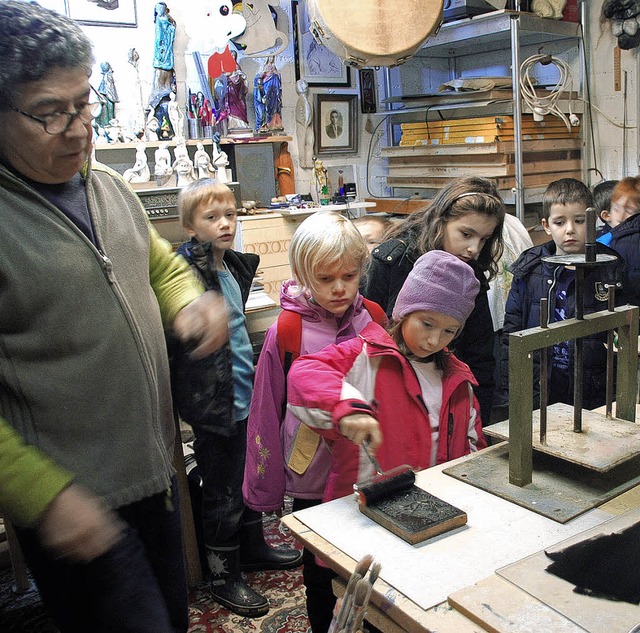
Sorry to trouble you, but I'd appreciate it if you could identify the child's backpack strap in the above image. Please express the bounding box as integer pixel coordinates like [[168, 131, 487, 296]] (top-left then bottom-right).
[[362, 298, 387, 326], [276, 309, 302, 376]]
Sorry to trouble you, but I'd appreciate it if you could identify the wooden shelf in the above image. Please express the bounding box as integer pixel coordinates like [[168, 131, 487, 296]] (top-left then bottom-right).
[[93, 135, 292, 152]]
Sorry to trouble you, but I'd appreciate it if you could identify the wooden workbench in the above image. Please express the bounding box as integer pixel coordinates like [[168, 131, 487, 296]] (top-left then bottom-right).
[[282, 452, 640, 632]]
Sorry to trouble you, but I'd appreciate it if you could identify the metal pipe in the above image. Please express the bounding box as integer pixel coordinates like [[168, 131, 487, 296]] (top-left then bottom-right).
[[510, 12, 525, 222], [605, 284, 616, 418], [539, 297, 549, 444], [573, 266, 585, 432]]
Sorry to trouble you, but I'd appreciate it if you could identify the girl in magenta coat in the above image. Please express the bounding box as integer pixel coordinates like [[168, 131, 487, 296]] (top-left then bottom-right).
[[288, 250, 488, 503]]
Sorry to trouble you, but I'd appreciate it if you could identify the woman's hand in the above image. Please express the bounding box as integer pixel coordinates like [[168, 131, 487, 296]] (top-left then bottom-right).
[[38, 485, 124, 562]]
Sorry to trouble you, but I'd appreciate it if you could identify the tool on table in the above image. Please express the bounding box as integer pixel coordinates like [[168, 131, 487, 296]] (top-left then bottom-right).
[[354, 441, 467, 545], [353, 440, 415, 506]]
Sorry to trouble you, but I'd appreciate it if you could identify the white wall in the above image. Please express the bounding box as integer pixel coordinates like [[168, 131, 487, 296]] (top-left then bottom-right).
[[75, 1, 639, 199], [585, 1, 639, 181]]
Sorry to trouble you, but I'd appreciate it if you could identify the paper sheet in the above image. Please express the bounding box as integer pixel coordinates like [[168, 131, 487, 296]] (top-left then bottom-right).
[[293, 459, 610, 610]]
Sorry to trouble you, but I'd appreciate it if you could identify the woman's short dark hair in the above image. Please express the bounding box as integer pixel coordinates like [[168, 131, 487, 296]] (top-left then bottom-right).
[[0, 1, 94, 110]]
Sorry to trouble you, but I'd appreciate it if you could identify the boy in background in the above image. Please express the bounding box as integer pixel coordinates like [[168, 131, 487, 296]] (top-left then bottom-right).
[[175, 180, 301, 618], [592, 179, 619, 239], [501, 178, 623, 411], [352, 214, 392, 253], [596, 176, 640, 307]]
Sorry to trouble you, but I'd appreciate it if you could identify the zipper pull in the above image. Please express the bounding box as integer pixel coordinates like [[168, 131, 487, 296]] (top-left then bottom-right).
[[98, 250, 115, 283]]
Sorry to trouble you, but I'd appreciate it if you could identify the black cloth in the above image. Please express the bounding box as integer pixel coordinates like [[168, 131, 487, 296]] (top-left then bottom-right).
[[545, 521, 640, 604], [362, 237, 496, 426]]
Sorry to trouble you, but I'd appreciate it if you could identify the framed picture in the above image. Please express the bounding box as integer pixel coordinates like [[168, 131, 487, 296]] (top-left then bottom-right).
[[66, 0, 137, 27], [292, 0, 350, 87], [315, 94, 358, 155]]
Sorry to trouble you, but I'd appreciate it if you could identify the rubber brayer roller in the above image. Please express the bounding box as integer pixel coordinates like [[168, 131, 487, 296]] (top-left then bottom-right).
[[353, 442, 415, 506]]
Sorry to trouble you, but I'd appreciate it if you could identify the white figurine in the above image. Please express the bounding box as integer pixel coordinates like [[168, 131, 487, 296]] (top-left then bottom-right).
[[194, 142, 215, 179], [145, 113, 159, 142], [154, 141, 173, 185], [172, 145, 196, 187], [167, 92, 185, 138], [211, 140, 230, 183], [123, 142, 151, 183], [173, 135, 189, 160]]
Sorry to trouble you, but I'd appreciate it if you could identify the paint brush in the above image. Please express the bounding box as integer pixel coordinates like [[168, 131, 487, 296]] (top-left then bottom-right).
[[328, 554, 373, 633], [351, 562, 382, 633], [343, 578, 370, 633]]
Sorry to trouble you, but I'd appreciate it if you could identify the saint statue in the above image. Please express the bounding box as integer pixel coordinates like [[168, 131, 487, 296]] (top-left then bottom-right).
[[95, 61, 118, 129], [225, 50, 250, 134], [253, 56, 283, 132], [295, 79, 314, 169], [150, 2, 176, 106]]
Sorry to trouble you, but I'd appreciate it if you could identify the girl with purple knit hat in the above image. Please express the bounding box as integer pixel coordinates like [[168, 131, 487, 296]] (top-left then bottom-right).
[[287, 250, 488, 505]]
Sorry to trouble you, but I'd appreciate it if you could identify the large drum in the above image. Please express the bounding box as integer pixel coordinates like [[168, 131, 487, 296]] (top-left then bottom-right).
[[306, 0, 444, 68]]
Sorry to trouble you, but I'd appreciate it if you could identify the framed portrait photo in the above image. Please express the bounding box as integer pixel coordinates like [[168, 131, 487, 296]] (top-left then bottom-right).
[[315, 94, 358, 155], [292, 0, 350, 87], [66, 0, 137, 27]]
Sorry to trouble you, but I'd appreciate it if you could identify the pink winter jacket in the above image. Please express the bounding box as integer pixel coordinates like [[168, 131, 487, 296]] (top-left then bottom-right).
[[287, 321, 487, 503], [243, 280, 381, 512]]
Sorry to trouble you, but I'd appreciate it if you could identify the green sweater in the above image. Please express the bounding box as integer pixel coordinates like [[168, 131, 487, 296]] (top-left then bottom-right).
[[0, 160, 203, 527]]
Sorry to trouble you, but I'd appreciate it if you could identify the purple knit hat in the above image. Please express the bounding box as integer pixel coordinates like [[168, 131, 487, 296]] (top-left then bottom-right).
[[392, 250, 480, 325]]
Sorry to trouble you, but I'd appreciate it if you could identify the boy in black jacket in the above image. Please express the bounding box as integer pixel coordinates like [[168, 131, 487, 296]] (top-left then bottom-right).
[[500, 178, 624, 411], [176, 180, 301, 617]]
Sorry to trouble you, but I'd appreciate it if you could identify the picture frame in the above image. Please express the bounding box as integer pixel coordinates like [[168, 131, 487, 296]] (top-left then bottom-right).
[[315, 94, 358, 155], [66, 0, 137, 27], [292, 0, 350, 87]]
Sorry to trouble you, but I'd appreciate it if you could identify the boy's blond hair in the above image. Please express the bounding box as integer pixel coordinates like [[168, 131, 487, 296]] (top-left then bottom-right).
[[288, 212, 369, 292], [177, 179, 236, 229]]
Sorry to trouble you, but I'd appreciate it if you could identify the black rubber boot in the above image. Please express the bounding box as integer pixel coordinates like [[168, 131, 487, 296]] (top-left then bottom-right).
[[207, 546, 269, 618], [239, 511, 303, 572]]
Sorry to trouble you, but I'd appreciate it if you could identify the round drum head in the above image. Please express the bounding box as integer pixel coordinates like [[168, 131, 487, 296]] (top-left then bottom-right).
[[308, 0, 443, 68]]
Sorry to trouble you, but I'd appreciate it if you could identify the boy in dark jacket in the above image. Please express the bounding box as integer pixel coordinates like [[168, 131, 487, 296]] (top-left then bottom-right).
[[176, 180, 301, 617], [596, 176, 640, 308], [501, 178, 624, 411]]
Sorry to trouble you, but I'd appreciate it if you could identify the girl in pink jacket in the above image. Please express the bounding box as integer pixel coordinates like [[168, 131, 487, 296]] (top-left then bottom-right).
[[288, 250, 487, 504], [243, 212, 385, 633]]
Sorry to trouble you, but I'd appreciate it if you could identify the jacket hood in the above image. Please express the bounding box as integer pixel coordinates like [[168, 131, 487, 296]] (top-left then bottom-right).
[[611, 211, 640, 239], [279, 278, 370, 324]]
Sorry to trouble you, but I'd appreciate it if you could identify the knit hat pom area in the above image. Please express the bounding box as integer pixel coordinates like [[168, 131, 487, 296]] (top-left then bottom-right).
[[392, 250, 481, 325]]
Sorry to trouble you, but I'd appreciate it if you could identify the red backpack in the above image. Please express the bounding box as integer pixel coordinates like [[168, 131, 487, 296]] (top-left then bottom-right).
[[276, 298, 387, 375]]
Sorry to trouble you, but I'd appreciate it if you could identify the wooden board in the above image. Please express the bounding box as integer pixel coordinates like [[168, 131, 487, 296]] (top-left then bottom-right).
[[381, 138, 582, 158], [359, 485, 467, 545], [496, 509, 640, 633], [448, 575, 584, 633], [388, 159, 581, 179], [484, 403, 640, 471], [443, 442, 640, 522], [387, 171, 583, 190]]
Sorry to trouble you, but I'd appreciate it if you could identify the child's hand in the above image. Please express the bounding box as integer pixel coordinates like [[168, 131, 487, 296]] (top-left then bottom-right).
[[339, 414, 382, 450]]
